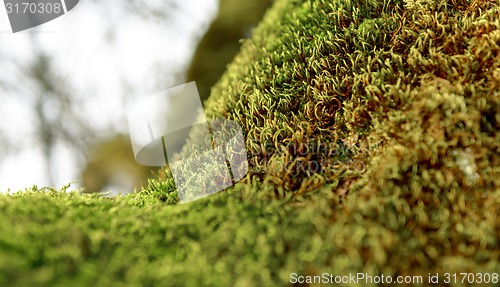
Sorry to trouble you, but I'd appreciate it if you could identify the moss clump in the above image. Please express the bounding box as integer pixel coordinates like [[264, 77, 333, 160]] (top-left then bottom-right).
[[1, 0, 499, 286], [147, 0, 500, 280], [202, 0, 499, 195]]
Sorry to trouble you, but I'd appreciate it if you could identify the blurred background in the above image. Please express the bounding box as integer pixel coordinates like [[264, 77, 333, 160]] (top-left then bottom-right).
[[0, 0, 272, 194]]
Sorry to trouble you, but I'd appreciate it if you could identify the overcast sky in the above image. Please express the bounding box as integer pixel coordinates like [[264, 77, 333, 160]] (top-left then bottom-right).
[[0, 0, 218, 192]]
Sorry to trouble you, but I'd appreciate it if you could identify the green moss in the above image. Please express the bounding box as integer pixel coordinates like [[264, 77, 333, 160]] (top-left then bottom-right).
[[1, 184, 336, 287], [1, 0, 499, 286]]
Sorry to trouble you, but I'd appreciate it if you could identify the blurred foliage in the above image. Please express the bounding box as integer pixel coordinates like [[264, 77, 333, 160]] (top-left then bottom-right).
[[0, 39, 91, 185], [81, 135, 156, 194], [28, 51, 92, 185], [1, 0, 500, 286], [187, 0, 273, 102]]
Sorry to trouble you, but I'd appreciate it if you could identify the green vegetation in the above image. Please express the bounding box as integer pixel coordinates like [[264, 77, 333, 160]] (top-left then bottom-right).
[[1, 0, 499, 286]]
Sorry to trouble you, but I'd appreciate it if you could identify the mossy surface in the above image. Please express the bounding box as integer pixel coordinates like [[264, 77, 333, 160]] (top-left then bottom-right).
[[1, 0, 499, 286]]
